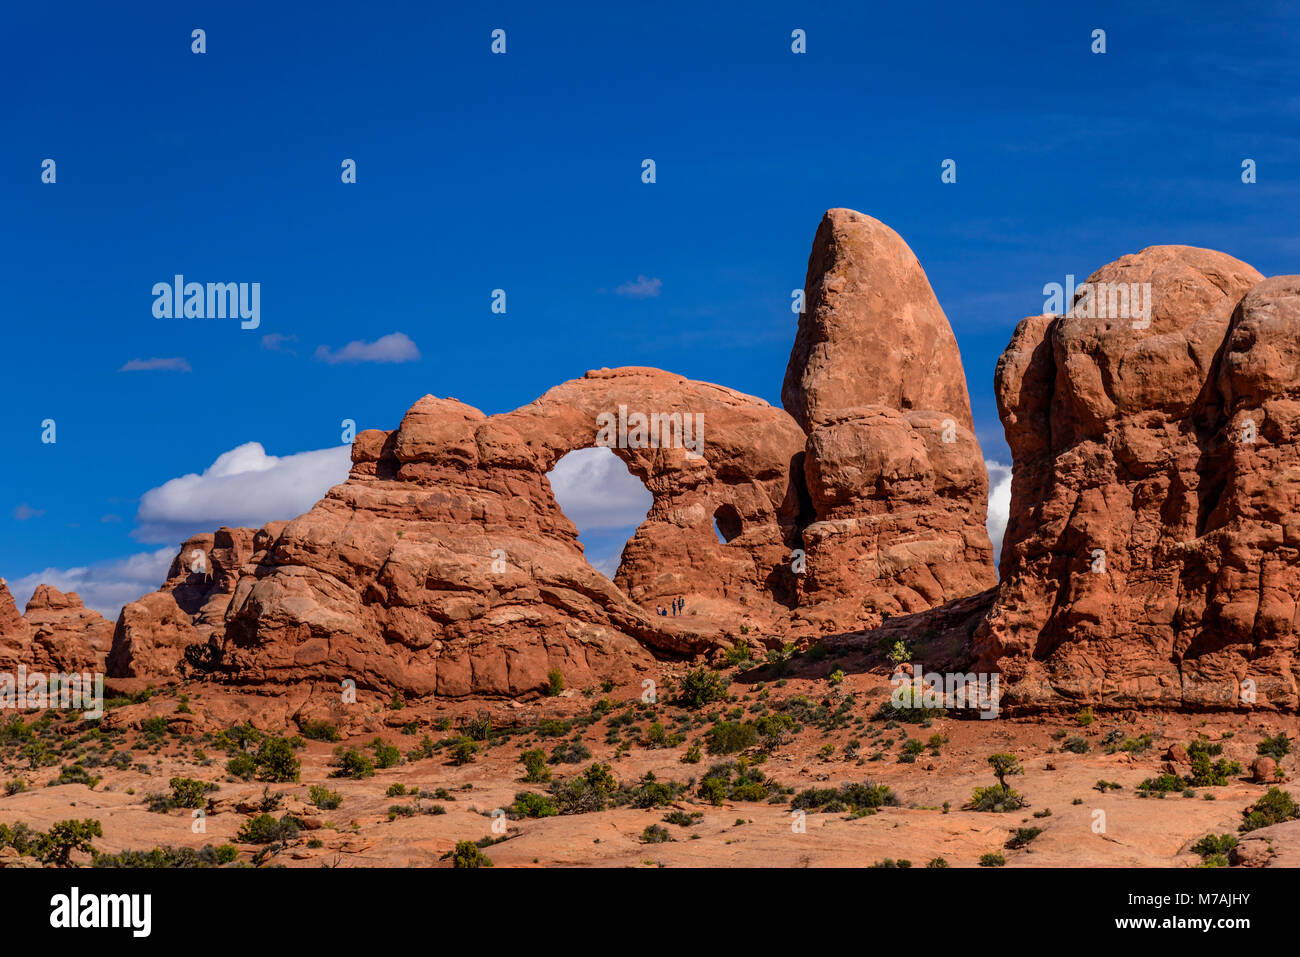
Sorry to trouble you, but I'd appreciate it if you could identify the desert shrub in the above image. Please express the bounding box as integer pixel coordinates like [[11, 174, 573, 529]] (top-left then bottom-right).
[[926, 857, 951, 868], [1240, 787, 1299, 833], [4, 779, 25, 796], [52, 763, 99, 789], [386, 782, 406, 797], [723, 645, 752, 667], [299, 720, 340, 742], [1191, 833, 1237, 865], [94, 843, 238, 868], [226, 752, 257, 780], [639, 824, 673, 844], [448, 738, 477, 766], [1108, 732, 1155, 755], [1061, 736, 1090, 754], [237, 813, 299, 845], [1181, 740, 1241, 787], [1074, 707, 1095, 727], [968, 753, 1026, 811], [520, 749, 551, 783], [968, 785, 1027, 812], [36, 818, 102, 866], [546, 669, 565, 696], [663, 810, 703, 827], [979, 852, 1006, 867], [678, 668, 730, 709], [1138, 773, 1184, 794], [370, 738, 401, 769], [510, 791, 558, 818], [877, 684, 942, 723], [168, 777, 216, 809], [617, 772, 685, 809], [899, 739, 925, 763], [330, 747, 376, 779], [308, 785, 342, 810], [706, 721, 759, 755], [1257, 733, 1291, 761], [452, 840, 492, 868], [1005, 826, 1042, 849], [550, 764, 619, 815], [792, 782, 897, 814]]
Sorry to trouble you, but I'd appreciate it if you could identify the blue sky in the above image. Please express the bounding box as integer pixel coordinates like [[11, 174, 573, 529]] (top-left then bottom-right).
[[3, 0, 1297, 614]]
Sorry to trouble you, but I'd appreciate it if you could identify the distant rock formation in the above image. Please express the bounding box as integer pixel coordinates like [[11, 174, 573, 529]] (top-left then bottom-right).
[[0, 582, 112, 673]]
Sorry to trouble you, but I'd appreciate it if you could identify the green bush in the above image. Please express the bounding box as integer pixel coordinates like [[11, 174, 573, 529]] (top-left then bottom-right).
[[452, 840, 492, 868], [791, 782, 897, 813], [639, 824, 673, 844], [979, 852, 1006, 867], [36, 818, 103, 866], [330, 747, 376, 779], [370, 738, 401, 769], [299, 720, 340, 742], [1257, 733, 1291, 761], [1240, 787, 1299, 833], [545, 669, 565, 696], [168, 777, 215, 809], [520, 749, 551, 783], [706, 721, 759, 755], [678, 668, 730, 709], [1185, 741, 1240, 787], [236, 813, 299, 845], [1005, 826, 1042, 849], [1191, 833, 1237, 862], [449, 737, 478, 766], [968, 785, 1027, 812], [510, 791, 558, 818], [226, 752, 258, 780], [308, 785, 342, 810]]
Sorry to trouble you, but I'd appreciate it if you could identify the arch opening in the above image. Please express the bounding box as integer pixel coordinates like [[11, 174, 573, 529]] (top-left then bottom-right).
[[546, 446, 652, 578], [712, 502, 742, 544]]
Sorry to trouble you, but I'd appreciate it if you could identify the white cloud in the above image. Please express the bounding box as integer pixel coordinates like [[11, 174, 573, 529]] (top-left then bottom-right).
[[119, 357, 192, 372], [314, 332, 420, 365], [614, 275, 663, 299], [985, 460, 1012, 568], [261, 333, 299, 354], [7, 547, 175, 620], [12, 503, 45, 521], [132, 441, 352, 544], [547, 447, 652, 531]]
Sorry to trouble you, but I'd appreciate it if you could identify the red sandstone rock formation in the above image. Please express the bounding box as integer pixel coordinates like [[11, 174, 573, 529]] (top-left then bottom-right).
[[783, 209, 996, 630], [95, 208, 1001, 694], [108, 524, 284, 682], [0, 582, 113, 673], [974, 246, 1300, 712], [204, 369, 807, 697], [89, 210, 1300, 716]]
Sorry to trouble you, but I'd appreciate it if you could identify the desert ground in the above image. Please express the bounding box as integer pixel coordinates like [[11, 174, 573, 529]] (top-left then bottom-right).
[[1, 643, 1295, 869]]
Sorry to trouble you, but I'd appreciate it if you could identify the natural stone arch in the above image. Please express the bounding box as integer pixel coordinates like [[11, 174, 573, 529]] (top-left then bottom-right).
[[545, 445, 652, 580], [497, 367, 807, 620]]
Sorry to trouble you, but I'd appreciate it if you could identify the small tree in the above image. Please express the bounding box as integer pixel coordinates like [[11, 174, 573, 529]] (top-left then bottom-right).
[[988, 753, 1023, 792], [38, 819, 102, 867], [520, 749, 551, 783], [452, 840, 493, 868], [255, 736, 301, 783]]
